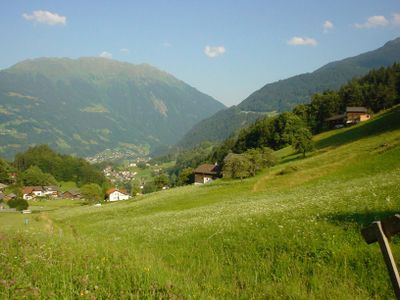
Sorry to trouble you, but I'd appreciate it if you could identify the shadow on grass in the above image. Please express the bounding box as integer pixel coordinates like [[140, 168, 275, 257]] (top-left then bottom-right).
[[316, 106, 400, 150], [324, 210, 399, 228]]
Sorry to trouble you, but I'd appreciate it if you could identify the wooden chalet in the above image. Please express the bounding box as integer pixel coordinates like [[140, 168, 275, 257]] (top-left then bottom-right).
[[60, 190, 82, 199], [326, 106, 370, 127], [194, 164, 220, 185]]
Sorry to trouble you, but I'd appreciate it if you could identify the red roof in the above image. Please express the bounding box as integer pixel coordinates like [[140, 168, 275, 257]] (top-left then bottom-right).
[[106, 188, 128, 196], [22, 187, 34, 195], [22, 186, 43, 194], [194, 164, 220, 175]]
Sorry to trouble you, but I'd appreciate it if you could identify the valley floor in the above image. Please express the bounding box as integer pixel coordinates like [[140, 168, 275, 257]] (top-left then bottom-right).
[[1, 106, 400, 299]]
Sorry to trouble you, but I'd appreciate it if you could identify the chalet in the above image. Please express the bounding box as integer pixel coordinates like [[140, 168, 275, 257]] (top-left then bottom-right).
[[60, 190, 81, 199], [106, 188, 130, 201], [326, 106, 370, 127], [345, 107, 371, 124], [194, 163, 220, 185]]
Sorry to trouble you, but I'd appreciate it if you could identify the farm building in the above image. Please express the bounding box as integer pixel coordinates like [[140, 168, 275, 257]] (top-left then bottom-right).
[[106, 188, 130, 201], [60, 190, 82, 199], [326, 106, 371, 127], [194, 164, 220, 185]]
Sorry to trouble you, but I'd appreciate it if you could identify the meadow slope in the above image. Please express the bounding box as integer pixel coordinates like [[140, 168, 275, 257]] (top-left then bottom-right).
[[0, 106, 400, 299]]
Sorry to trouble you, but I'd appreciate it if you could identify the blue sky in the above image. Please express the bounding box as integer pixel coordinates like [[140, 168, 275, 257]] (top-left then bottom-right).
[[1, 1, 399, 106]]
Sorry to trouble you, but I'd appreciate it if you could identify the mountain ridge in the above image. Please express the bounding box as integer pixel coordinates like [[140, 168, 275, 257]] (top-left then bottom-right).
[[0, 57, 225, 159]]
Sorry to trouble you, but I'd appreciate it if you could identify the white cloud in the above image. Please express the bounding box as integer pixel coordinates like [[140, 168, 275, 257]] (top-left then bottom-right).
[[323, 20, 334, 33], [204, 45, 226, 58], [392, 13, 400, 25], [120, 48, 130, 53], [99, 51, 112, 59], [287, 36, 318, 46], [355, 15, 389, 29], [22, 10, 66, 26]]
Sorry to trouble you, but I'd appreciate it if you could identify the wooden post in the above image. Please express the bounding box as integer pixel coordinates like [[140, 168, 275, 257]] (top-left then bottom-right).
[[375, 221, 400, 299], [362, 215, 400, 300]]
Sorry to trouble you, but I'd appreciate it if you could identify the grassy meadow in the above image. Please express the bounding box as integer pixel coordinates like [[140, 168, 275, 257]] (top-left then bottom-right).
[[1, 106, 400, 299]]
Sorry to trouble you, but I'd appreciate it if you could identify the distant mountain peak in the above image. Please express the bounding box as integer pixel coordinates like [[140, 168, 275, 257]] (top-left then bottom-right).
[[0, 57, 225, 159]]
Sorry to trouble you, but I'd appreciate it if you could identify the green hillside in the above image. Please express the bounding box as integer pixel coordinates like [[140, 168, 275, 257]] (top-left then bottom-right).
[[0, 57, 225, 159], [177, 37, 400, 149], [239, 37, 400, 112], [176, 106, 267, 149], [1, 106, 399, 299]]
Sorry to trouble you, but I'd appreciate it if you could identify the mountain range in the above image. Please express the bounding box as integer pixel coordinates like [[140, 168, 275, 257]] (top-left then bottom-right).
[[177, 37, 400, 148], [0, 57, 225, 159]]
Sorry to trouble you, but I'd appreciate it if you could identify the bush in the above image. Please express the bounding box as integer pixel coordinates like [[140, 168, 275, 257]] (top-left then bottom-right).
[[7, 198, 29, 211], [80, 183, 103, 203]]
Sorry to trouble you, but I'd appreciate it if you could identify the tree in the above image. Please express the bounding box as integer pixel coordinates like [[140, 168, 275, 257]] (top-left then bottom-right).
[[142, 181, 157, 194], [0, 158, 14, 184], [177, 168, 194, 186], [292, 127, 314, 157], [7, 198, 29, 211], [136, 162, 147, 169], [154, 173, 170, 190], [243, 148, 263, 176], [80, 183, 103, 203], [259, 147, 278, 167], [222, 153, 251, 180], [131, 180, 141, 196], [20, 166, 58, 186]]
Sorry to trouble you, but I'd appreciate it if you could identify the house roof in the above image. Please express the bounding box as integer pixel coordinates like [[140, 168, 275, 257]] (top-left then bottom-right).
[[346, 106, 368, 113], [22, 186, 44, 194], [22, 187, 34, 195], [44, 185, 59, 191], [63, 189, 81, 196], [7, 193, 16, 198], [106, 188, 128, 195], [194, 164, 220, 175], [0, 183, 8, 189]]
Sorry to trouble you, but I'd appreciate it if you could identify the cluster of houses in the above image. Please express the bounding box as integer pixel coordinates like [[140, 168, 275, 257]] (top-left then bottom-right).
[[20, 185, 130, 202], [21, 186, 83, 200], [1, 178, 131, 203], [103, 166, 136, 183]]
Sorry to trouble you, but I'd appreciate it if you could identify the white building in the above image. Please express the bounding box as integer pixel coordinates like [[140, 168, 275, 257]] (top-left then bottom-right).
[[106, 188, 130, 201]]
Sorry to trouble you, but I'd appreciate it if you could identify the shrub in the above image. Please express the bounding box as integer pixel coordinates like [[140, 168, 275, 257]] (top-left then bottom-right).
[[7, 198, 29, 211]]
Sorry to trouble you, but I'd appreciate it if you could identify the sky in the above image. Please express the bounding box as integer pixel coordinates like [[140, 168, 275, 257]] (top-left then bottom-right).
[[0, 1, 399, 106]]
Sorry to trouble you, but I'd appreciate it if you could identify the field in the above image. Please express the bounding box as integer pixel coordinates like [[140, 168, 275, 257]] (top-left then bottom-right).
[[0, 106, 400, 299]]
